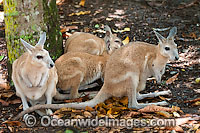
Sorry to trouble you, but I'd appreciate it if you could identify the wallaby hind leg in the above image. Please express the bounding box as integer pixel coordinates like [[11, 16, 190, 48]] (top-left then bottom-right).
[[137, 90, 171, 100], [128, 76, 168, 109]]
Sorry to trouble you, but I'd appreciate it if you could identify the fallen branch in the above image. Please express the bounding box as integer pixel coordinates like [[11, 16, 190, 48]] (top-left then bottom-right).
[[177, 0, 199, 9]]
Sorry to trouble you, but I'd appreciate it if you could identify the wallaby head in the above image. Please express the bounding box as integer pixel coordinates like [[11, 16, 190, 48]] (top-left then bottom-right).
[[104, 25, 122, 54], [154, 27, 179, 61], [20, 32, 54, 69]]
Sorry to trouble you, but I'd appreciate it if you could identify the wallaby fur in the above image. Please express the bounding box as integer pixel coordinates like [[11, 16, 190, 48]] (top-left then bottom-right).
[[64, 25, 122, 55], [55, 50, 118, 100], [14, 27, 179, 119], [12, 32, 58, 117]]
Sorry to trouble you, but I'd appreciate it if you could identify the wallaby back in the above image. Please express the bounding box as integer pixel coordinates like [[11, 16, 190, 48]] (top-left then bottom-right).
[[64, 25, 122, 55]]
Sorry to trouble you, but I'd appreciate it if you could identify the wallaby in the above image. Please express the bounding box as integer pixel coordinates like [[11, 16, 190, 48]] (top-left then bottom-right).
[[14, 27, 179, 119], [64, 25, 122, 55], [12, 32, 58, 117], [55, 42, 121, 100]]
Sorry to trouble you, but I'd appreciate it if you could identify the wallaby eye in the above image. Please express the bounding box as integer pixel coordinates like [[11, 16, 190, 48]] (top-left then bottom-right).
[[36, 55, 43, 59], [165, 47, 170, 51], [115, 40, 121, 43]]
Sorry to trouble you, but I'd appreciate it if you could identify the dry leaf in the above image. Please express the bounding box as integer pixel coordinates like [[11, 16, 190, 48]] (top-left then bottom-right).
[[60, 26, 78, 33], [79, 0, 86, 6], [104, 103, 113, 109], [166, 73, 179, 85], [83, 111, 92, 118], [53, 107, 72, 115], [166, 126, 184, 132], [63, 32, 72, 38], [156, 111, 171, 118], [107, 113, 118, 118], [171, 106, 181, 112], [173, 112, 181, 117], [195, 78, 200, 84], [68, 11, 91, 16], [196, 129, 200, 133], [74, 115, 84, 119], [0, 91, 14, 98], [0, 99, 9, 106], [159, 96, 167, 101], [112, 27, 130, 33], [53, 114, 64, 119], [9, 99, 21, 104], [3, 121, 21, 126], [106, 18, 113, 21], [85, 106, 94, 112], [56, 0, 65, 5], [122, 36, 129, 45], [193, 124, 200, 130], [98, 107, 106, 115], [193, 101, 200, 106], [119, 96, 128, 105], [184, 97, 200, 103], [182, 32, 197, 39], [0, 83, 10, 90], [64, 95, 89, 103], [138, 105, 177, 113], [175, 117, 191, 126], [121, 111, 140, 119], [95, 103, 106, 110]]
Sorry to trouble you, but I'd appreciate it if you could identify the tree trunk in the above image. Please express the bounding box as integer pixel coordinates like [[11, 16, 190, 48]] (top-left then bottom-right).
[[3, 0, 63, 80]]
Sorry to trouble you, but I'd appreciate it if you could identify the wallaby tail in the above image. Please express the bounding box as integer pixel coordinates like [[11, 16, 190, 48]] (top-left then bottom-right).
[[14, 87, 110, 120]]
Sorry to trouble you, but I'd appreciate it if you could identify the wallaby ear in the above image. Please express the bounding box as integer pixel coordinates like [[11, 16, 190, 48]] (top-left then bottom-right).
[[167, 27, 177, 40], [154, 30, 166, 44], [20, 38, 34, 53], [104, 25, 112, 37], [36, 32, 46, 48]]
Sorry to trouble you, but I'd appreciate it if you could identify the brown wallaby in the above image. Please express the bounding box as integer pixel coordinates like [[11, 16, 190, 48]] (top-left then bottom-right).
[[12, 32, 58, 118], [14, 27, 179, 119], [64, 25, 122, 55], [55, 42, 121, 100]]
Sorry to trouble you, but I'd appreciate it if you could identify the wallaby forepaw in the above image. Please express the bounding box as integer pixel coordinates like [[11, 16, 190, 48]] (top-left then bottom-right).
[[46, 109, 53, 115]]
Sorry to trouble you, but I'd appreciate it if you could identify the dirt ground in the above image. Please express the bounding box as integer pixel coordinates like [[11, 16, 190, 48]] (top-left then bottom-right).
[[0, 0, 200, 132]]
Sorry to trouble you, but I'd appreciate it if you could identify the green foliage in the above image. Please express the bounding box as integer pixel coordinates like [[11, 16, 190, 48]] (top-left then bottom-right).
[[0, 54, 4, 61], [64, 130, 74, 133]]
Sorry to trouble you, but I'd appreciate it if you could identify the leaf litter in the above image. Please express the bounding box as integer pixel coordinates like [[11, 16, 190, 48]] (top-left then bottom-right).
[[1, 0, 200, 132]]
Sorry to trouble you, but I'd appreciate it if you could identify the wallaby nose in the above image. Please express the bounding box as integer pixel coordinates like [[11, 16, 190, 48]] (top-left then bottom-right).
[[175, 56, 179, 61], [50, 63, 54, 68]]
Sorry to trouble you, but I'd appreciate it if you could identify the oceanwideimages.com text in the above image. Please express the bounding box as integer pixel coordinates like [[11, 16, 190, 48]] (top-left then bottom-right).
[[25, 115, 176, 129]]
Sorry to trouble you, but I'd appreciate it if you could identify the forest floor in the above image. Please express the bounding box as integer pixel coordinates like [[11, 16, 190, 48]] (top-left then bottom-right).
[[0, 0, 200, 132]]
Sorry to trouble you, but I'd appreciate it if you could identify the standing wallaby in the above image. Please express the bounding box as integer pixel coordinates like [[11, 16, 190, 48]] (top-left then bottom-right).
[[12, 32, 58, 117], [64, 25, 122, 55], [14, 27, 179, 119]]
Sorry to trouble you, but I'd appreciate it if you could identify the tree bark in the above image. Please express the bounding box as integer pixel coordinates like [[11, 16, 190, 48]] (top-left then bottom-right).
[[3, 0, 63, 80]]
